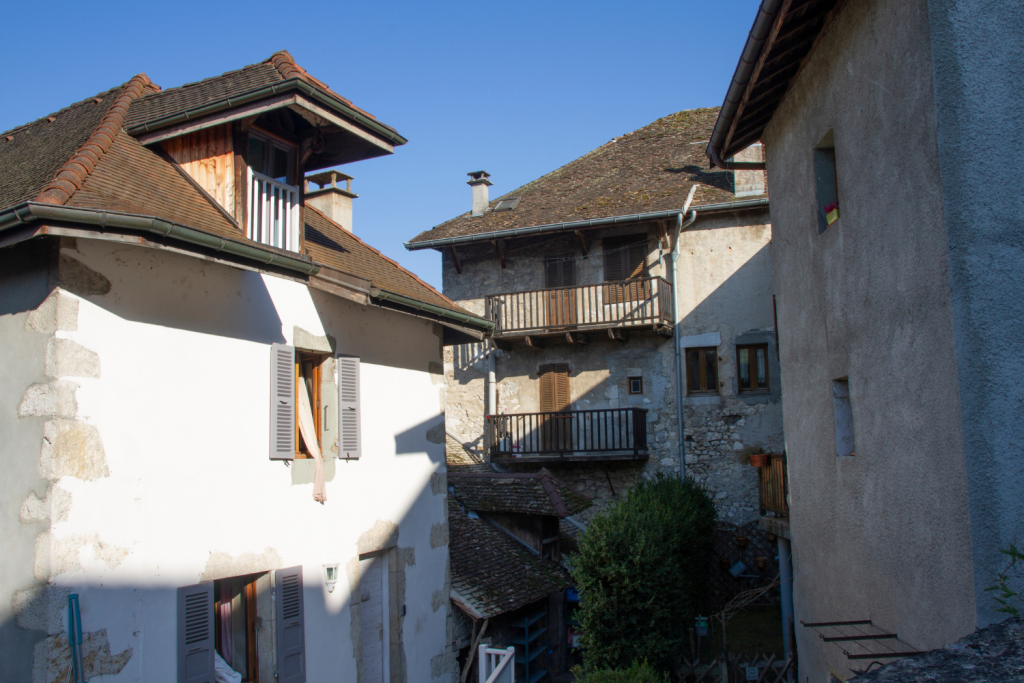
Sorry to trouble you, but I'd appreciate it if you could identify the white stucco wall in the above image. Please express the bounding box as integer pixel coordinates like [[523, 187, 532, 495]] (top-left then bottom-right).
[[10, 238, 452, 683]]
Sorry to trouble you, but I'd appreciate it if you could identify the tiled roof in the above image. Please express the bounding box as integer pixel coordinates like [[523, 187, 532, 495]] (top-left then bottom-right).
[[0, 79, 144, 212], [448, 469, 592, 517], [449, 499, 570, 619], [304, 207, 470, 315], [408, 107, 766, 245], [125, 51, 395, 136]]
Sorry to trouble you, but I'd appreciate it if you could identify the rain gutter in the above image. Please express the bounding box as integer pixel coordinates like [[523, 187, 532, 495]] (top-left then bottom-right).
[[369, 288, 495, 333], [706, 0, 782, 170], [403, 198, 770, 251], [0, 202, 320, 276], [125, 78, 408, 146]]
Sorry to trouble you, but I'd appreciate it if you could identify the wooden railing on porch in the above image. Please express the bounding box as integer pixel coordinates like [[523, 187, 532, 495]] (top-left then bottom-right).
[[758, 454, 788, 517], [486, 408, 648, 461]]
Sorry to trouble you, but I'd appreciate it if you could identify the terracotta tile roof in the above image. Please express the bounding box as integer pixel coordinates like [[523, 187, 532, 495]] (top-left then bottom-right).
[[65, 130, 242, 241], [304, 206, 471, 315], [449, 498, 570, 619], [0, 77, 147, 212], [448, 469, 592, 517], [408, 107, 766, 245], [125, 51, 397, 137]]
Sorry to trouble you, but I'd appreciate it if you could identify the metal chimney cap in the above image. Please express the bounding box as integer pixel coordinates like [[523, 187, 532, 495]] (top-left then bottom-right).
[[467, 170, 493, 186]]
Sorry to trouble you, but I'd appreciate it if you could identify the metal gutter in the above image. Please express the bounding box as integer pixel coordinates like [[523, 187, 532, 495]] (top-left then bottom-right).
[[0, 202, 320, 276], [369, 287, 495, 333], [125, 78, 408, 146], [706, 0, 781, 170], [403, 198, 770, 251]]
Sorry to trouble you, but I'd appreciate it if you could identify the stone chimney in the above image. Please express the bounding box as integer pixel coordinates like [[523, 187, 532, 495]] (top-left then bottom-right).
[[733, 143, 766, 197], [467, 171, 493, 217], [304, 170, 357, 232]]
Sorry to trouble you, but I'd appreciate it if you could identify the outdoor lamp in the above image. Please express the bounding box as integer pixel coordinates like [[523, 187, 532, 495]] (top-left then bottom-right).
[[323, 563, 340, 593]]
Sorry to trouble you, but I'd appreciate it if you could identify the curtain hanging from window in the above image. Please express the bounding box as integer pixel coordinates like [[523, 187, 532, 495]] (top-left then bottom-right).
[[298, 379, 328, 503]]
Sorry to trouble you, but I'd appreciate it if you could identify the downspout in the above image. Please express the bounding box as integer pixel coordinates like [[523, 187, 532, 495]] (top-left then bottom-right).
[[670, 185, 699, 479]]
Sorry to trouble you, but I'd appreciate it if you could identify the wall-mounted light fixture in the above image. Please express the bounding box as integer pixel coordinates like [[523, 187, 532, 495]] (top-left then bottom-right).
[[323, 563, 340, 593]]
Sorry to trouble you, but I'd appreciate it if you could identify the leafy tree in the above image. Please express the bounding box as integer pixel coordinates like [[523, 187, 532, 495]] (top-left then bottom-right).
[[569, 475, 716, 673]]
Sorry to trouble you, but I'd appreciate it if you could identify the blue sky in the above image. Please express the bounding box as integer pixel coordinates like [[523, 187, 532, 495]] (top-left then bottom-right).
[[1, 1, 758, 290]]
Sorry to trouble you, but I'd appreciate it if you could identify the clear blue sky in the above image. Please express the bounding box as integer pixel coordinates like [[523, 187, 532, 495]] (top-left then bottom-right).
[[1, 1, 758, 290]]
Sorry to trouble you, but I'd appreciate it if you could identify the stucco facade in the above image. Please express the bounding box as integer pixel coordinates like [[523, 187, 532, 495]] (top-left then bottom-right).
[[1, 237, 456, 683], [441, 208, 782, 523], [758, 0, 1024, 679]]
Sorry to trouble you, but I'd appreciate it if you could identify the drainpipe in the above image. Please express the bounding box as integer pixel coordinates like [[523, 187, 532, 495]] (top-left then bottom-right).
[[670, 185, 699, 479], [778, 536, 795, 681]]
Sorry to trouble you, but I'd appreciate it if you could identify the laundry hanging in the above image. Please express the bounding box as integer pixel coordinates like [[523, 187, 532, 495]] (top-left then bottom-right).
[[297, 378, 328, 503]]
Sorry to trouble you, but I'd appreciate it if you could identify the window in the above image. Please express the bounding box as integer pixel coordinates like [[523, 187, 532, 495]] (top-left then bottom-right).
[[603, 234, 649, 303], [544, 256, 576, 326], [270, 344, 361, 461], [628, 377, 643, 395], [214, 574, 261, 681], [686, 347, 719, 394], [538, 364, 571, 412], [737, 344, 770, 393], [247, 130, 296, 185], [246, 130, 300, 251], [814, 129, 839, 233], [833, 378, 855, 457], [493, 196, 521, 212], [359, 552, 390, 683]]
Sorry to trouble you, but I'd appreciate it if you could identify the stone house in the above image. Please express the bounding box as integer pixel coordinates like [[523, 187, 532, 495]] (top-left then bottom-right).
[[706, 0, 1024, 680], [0, 52, 493, 683], [406, 108, 783, 526]]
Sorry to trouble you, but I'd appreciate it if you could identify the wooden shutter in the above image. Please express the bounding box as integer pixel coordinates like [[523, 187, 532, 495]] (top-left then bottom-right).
[[539, 364, 570, 412], [603, 235, 647, 281], [276, 566, 306, 683], [270, 343, 295, 460], [544, 256, 575, 288], [177, 583, 215, 683], [337, 355, 361, 459], [359, 556, 387, 683]]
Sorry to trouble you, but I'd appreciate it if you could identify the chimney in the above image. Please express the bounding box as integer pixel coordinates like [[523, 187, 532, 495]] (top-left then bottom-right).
[[733, 143, 765, 197], [304, 170, 357, 232], [467, 171, 492, 217]]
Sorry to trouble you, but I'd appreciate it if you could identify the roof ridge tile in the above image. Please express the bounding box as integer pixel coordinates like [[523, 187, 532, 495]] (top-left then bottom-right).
[[36, 74, 152, 205], [265, 51, 378, 122]]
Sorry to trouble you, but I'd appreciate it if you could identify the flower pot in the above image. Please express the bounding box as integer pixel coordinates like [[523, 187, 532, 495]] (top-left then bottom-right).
[[749, 454, 770, 468], [766, 532, 777, 542], [736, 536, 748, 549], [826, 208, 840, 226], [719, 558, 731, 571], [756, 557, 767, 570]]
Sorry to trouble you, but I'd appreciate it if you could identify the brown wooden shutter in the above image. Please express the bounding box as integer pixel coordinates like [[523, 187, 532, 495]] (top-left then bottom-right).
[[539, 364, 570, 412], [177, 582, 215, 683], [627, 239, 647, 278], [276, 566, 306, 683], [603, 235, 647, 281], [270, 344, 295, 460], [603, 241, 624, 282], [337, 355, 361, 459], [544, 256, 575, 288]]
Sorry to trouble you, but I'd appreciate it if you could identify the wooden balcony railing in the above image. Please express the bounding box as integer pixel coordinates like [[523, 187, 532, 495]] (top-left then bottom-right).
[[247, 168, 300, 252], [758, 454, 789, 517], [484, 277, 673, 337], [487, 408, 648, 462]]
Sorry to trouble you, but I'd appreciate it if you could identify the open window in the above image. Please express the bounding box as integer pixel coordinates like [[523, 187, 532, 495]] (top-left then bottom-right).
[[686, 347, 719, 395], [814, 129, 840, 233], [246, 129, 300, 251], [213, 574, 261, 682], [295, 351, 327, 459]]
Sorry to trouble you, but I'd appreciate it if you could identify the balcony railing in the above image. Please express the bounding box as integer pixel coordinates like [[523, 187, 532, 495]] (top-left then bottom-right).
[[487, 408, 648, 462], [484, 276, 673, 337], [247, 168, 300, 252], [758, 454, 789, 517]]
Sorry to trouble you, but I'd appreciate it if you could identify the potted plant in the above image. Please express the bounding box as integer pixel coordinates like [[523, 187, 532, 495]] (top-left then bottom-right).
[[756, 556, 767, 570], [749, 453, 770, 468], [736, 536, 748, 549], [825, 201, 840, 226]]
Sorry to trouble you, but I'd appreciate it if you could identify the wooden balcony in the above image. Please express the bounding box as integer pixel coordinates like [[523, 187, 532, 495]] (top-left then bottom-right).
[[758, 454, 789, 517], [486, 408, 649, 463], [247, 168, 300, 252], [484, 277, 673, 340]]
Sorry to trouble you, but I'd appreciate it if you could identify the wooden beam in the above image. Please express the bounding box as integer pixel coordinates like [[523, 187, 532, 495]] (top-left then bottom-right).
[[492, 239, 506, 269], [574, 229, 590, 257], [565, 332, 587, 345], [607, 328, 628, 343], [722, 0, 792, 156], [136, 94, 297, 145], [657, 221, 670, 250], [291, 94, 395, 155], [460, 618, 490, 683], [449, 246, 462, 274], [525, 335, 546, 349], [492, 338, 513, 352]]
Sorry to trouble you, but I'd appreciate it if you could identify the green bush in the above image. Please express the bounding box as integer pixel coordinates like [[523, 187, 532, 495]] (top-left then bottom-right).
[[575, 660, 668, 683], [569, 475, 716, 673]]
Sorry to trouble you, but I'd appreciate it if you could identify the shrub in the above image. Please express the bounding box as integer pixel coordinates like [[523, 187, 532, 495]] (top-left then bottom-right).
[[569, 475, 716, 673], [575, 660, 668, 683]]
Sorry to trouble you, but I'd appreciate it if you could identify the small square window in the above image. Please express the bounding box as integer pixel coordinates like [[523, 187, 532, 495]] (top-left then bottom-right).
[[814, 129, 839, 233], [628, 377, 643, 395], [686, 347, 719, 394], [737, 344, 770, 393]]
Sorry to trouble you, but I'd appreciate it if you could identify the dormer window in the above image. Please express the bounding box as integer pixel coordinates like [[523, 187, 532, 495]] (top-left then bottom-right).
[[246, 130, 300, 252]]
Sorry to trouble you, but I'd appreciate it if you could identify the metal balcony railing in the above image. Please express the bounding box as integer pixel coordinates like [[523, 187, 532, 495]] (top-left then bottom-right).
[[484, 276, 673, 337], [758, 454, 789, 517], [247, 168, 300, 252], [487, 408, 648, 461]]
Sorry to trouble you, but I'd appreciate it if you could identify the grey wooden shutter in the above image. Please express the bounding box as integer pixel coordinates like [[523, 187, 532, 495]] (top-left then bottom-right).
[[177, 583, 214, 683], [270, 343, 295, 460], [337, 355, 361, 459], [276, 566, 306, 683]]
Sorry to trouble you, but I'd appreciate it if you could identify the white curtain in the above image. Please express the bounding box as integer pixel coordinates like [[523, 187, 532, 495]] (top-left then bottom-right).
[[297, 379, 327, 503]]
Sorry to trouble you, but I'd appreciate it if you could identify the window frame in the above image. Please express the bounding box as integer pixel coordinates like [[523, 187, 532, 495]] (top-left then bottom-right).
[[736, 343, 770, 394], [628, 376, 643, 395], [295, 351, 326, 458], [247, 128, 298, 186], [685, 347, 719, 395]]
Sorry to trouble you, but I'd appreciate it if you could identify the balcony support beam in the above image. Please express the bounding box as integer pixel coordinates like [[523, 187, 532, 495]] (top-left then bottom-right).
[[491, 239, 506, 269], [565, 332, 587, 345], [657, 221, 670, 250], [524, 335, 546, 349], [574, 229, 590, 257], [608, 328, 628, 343], [448, 246, 462, 274]]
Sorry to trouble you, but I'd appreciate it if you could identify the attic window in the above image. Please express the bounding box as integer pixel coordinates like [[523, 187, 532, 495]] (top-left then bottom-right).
[[493, 197, 521, 212]]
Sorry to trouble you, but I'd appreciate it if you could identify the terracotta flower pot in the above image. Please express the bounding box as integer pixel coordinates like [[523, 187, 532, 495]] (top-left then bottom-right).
[[719, 558, 731, 571], [736, 536, 748, 549], [756, 557, 767, 570], [749, 454, 770, 468]]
